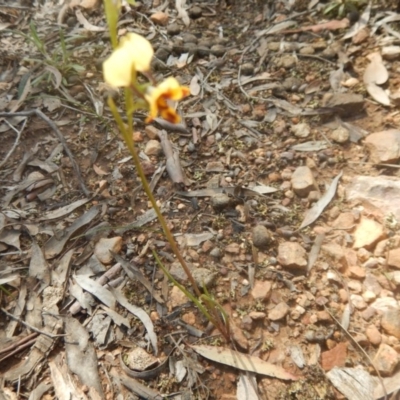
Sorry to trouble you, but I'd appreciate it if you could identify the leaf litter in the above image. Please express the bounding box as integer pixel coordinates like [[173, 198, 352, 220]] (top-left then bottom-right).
[[2, 0, 400, 398]]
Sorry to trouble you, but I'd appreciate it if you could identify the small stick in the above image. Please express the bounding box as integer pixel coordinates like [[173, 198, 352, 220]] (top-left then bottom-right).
[[0, 118, 28, 168], [0, 332, 38, 355], [0, 110, 90, 196], [1, 307, 67, 339], [0, 336, 38, 363]]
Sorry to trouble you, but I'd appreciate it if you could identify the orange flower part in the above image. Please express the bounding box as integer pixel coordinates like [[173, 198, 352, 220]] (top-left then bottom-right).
[[145, 77, 190, 123]]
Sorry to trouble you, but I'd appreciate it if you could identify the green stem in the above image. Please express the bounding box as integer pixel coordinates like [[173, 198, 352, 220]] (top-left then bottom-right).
[[107, 97, 201, 298]]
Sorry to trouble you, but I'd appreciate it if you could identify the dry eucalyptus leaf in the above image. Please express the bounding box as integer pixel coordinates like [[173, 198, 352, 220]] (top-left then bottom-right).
[[343, 2, 371, 39], [299, 171, 343, 230], [326, 367, 375, 400], [237, 373, 259, 400], [192, 345, 298, 380], [366, 82, 391, 106], [190, 75, 201, 96], [363, 53, 388, 85], [75, 9, 105, 31], [65, 317, 104, 398], [176, 0, 190, 26]]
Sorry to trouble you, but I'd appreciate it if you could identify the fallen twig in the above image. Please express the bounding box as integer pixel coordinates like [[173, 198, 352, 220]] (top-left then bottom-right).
[[0, 118, 28, 168], [1, 308, 66, 339], [0, 110, 90, 196]]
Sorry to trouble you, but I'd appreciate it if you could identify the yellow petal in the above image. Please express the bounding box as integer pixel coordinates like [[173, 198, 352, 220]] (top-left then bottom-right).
[[103, 33, 154, 87], [103, 47, 134, 87], [119, 33, 154, 72], [153, 77, 189, 100]]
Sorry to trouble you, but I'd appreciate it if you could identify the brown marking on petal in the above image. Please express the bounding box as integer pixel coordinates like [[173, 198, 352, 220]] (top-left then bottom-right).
[[162, 108, 180, 123]]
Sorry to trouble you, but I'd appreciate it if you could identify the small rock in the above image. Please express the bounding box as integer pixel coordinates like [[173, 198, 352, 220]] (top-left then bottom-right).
[[316, 310, 332, 322], [268, 302, 290, 321], [277, 54, 297, 69], [192, 268, 217, 288], [371, 297, 399, 313], [181, 33, 198, 43], [366, 325, 382, 346], [150, 11, 169, 26], [211, 193, 231, 211], [376, 237, 400, 257], [252, 225, 271, 249], [277, 242, 307, 270], [291, 122, 311, 138], [140, 160, 156, 176], [322, 92, 364, 117], [133, 131, 144, 142], [381, 309, 400, 339], [210, 248, 222, 258], [210, 44, 226, 57], [361, 307, 376, 321], [347, 176, 400, 221], [169, 285, 188, 309], [364, 274, 383, 295], [241, 315, 253, 331], [267, 42, 280, 51], [155, 47, 171, 62], [373, 343, 399, 376], [291, 166, 317, 198], [338, 289, 348, 303], [350, 294, 367, 310], [382, 45, 400, 61], [331, 126, 349, 143], [321, 342, 348, 371], [241, 63, 254, 76], [353, 333, 369, 346], [231, 323, 248, 350], [167, 23, 181, 36], [362, 290, 376, 302], [249, 311, 266, 320], [348, 266, 366, 279], [94, 237, 122, 264], [282, 77, 301, 92], [145, 125, 159, 139], [182, 311, 196, 325], [126, 347, 158, 371], [144, 139, 162, 156], [388, 248, 400, 269], [348, 280, 362, 293], [365, 130, 400, 164], [299, 46, 315, 55], [197, 46, 210, 58], [290, 305, 306, 320], [388, 271, 400, 285], [322, 243, 345, 264], [332, 212, 355, 229], [312, 40, 327, 51], [251, 280, 272, 302], [353, 217, 385, 249], [189, 5, 202, 19], [225, 243, 240, 254]]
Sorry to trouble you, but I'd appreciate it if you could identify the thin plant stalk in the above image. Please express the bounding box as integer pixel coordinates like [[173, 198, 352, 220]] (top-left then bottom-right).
[[107, 97, 202, 298]]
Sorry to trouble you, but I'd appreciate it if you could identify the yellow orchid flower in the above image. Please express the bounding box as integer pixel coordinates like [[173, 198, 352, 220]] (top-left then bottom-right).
[[103, 33, 154, 87], [145, 77, 190, 123]]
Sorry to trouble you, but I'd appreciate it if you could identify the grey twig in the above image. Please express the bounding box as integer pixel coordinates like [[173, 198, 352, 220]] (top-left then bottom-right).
[[1, 308, 66, 339], [0, 118, 28, 168]]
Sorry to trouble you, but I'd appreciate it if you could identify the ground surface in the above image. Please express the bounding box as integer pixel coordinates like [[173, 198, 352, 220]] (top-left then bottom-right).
[[2, 0, 400, 399]]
